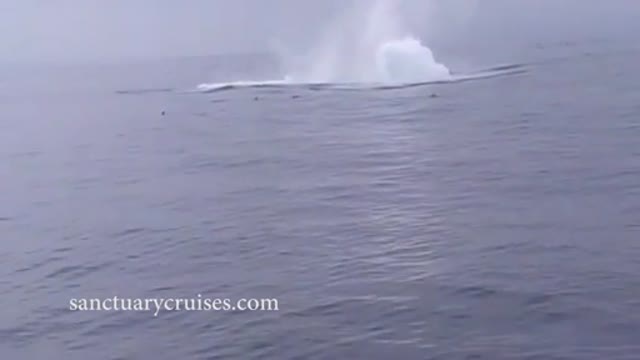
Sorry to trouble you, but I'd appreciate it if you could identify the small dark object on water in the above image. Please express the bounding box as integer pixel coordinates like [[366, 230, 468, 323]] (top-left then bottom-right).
[[254, 96, 259, 101], [430, 93, 438, 98], [161, 111, 166, 116], [292, 95, 301, 99]]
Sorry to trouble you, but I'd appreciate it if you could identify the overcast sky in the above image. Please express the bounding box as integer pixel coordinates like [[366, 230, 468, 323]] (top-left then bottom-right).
[[1, 0, 638, 63]]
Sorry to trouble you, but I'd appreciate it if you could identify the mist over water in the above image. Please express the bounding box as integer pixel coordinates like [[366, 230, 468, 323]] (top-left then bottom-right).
[[288, 0, 450, 83], [199, 0, 451, 90]]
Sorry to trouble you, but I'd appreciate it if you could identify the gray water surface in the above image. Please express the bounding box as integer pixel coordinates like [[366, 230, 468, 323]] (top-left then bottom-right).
[[1, 39, 639, 359]]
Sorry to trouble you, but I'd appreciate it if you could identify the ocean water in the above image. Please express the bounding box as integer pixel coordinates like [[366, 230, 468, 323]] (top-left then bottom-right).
[[2, 15, 640, 360]]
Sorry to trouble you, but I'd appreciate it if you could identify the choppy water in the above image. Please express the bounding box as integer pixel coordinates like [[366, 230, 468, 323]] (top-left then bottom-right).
[[1, 40, 639, 359]]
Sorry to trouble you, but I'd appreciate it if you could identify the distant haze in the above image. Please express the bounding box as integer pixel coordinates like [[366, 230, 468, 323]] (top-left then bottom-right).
[[1, 0, 638, 64]]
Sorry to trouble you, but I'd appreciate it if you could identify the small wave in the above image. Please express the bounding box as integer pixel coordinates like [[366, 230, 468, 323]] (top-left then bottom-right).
[[196, 79, 289, 93], [115, 88, 174, 95], [449, 64, 528, 82], [477, 63, 528, 73], [195, 63, 528, 94]]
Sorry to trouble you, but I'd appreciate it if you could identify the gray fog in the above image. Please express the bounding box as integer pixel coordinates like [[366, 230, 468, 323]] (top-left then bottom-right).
[[1, 0, 639, 64]]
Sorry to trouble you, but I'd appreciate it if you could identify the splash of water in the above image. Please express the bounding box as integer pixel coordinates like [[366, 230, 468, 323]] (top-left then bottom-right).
[[375, 37, 451, 83], [287, 0, 451, 84], [198, 0, 452, 90]]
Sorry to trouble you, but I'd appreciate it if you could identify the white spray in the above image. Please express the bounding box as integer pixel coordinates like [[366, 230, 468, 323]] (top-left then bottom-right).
[[198, 0, 453, 91], [288, 0, 451, 84]]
